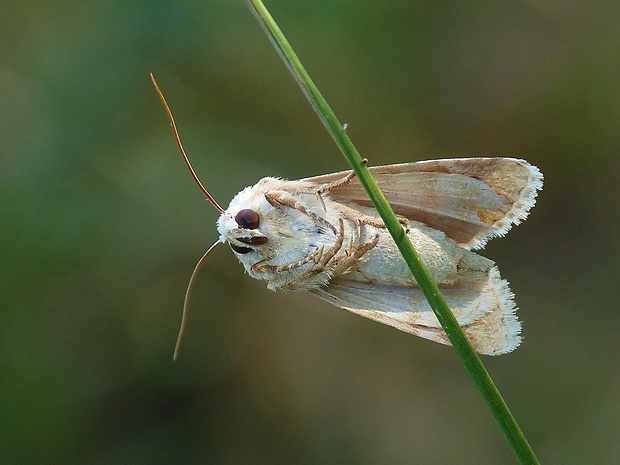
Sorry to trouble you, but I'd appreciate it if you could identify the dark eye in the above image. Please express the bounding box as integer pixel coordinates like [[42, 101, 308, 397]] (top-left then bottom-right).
[[235, 209, 260, 229]]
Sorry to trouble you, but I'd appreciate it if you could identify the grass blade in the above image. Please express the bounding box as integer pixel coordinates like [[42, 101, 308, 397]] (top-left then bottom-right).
[[246, 1, 540, 464]]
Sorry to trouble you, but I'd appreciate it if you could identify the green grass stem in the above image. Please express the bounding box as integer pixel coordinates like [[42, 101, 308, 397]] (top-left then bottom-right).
[[246, 1, 540, 464]]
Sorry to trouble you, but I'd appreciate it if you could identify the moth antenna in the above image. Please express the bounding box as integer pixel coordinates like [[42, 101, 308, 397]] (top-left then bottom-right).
[[173, 240, 222, 361], [150, 73, 225, 213]]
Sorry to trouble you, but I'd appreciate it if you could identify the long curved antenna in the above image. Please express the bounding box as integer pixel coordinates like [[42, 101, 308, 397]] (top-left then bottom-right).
[[173, 240, 222, 361], [150, 73, 225, 213]]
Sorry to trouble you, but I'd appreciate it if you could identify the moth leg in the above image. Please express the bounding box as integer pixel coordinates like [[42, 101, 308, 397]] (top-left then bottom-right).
[[281, 219, 346, 288], [353, 212, 410, 232], [251, 246, 325, 274], [315, 158, 365, 195], [261, 191, 348, 285], [254, 247, 327, 290], [316, 218, 345, 267], [288, 171, 358, 211], [264, 191, 339, 236], [253, 219, 343, 273], [262, 218, 347, 290], [338, 232, 380, 271], [317, 170, 356, 193], [334, 219, 380, 272], [316, 172, 357, 211]]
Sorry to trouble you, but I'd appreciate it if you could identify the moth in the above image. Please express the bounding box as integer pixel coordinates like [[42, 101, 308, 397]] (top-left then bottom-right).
[[151, 75, 543, 358]]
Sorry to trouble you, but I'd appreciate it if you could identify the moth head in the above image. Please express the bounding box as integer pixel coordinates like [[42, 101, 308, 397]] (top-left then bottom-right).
[[216, 182, 281, 259], [218, 207, 269, 255]]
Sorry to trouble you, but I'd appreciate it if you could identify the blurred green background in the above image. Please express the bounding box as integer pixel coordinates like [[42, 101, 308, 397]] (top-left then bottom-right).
[[2, 1, 619, 464]]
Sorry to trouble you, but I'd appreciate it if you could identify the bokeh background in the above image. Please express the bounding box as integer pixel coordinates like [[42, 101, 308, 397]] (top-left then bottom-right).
[[2, 1, 619, 464]]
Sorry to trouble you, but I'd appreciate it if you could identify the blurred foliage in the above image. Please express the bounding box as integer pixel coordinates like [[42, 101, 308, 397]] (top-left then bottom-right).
[[1, 1, 619, 464]]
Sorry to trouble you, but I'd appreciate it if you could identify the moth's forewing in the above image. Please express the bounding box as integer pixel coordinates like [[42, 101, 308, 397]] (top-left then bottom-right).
[[303, 158, 542, 249]]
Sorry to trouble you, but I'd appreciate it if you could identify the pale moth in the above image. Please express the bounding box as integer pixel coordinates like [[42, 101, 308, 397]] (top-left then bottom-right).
[[151, 75, 543, 359]]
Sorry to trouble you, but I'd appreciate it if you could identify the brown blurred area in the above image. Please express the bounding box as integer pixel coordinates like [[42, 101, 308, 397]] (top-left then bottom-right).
[[1, 1, 619, 464]]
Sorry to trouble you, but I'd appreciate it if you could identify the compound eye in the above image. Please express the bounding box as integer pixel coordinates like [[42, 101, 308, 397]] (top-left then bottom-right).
[[235, 209, 260, 229]]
